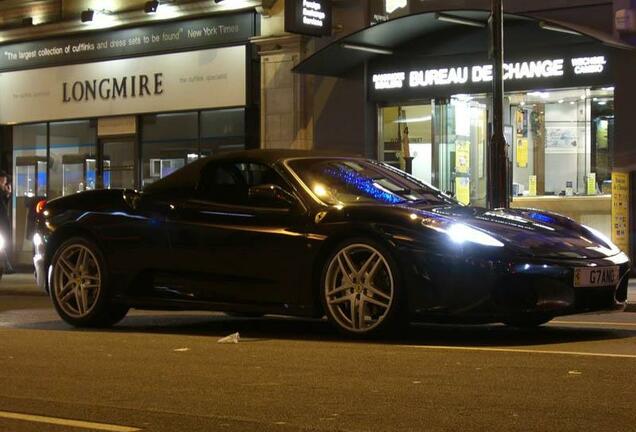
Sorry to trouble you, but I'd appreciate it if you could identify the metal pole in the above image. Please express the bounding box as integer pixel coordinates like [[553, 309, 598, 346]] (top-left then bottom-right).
[[488, 0, 509, 208]]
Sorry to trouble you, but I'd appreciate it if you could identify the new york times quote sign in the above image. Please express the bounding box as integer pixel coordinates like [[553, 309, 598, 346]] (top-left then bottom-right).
[[285, 0, 332, 37], [0, 12, 254, 72]]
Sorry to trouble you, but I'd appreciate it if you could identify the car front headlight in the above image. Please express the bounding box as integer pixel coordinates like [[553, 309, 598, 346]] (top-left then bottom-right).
[[447, 223, 504, 248]]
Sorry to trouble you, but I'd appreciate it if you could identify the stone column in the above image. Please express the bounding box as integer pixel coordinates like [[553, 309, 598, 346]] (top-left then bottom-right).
[[251, 34, 313, 150]]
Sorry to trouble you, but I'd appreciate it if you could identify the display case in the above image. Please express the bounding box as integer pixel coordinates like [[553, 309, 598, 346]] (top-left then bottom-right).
[[149, 158, 186, 179], [62, 155, 97, 196]]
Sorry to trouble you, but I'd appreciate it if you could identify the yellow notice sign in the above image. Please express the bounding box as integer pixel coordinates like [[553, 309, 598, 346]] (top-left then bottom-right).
[[516, 137, 528, 168], [455, 141, 470, 174], [528, 175, 537, 196], [456, 177, 470, 205], [611, 172, 629, 254], [586, 172, 596, 195]]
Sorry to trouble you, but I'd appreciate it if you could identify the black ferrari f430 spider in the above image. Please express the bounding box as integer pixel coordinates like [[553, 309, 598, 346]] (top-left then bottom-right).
[[33, 150, 630, 336]]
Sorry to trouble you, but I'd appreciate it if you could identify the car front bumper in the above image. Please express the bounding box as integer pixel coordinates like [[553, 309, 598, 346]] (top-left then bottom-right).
[[408, 250, 631, 321]]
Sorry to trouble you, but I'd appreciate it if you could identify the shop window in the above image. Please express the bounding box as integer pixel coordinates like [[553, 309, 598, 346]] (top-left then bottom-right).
[[12, 123, 47, 261], [510, 88, 614, 197], [200, 108, 245, 156], [49, 120, 97, 198], [378, 96, 488, 207], [141, 112, 198, 187]]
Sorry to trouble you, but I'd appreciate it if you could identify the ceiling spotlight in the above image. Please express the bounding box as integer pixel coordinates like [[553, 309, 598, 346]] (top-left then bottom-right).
[[341, 43, 393, 55], [435, 13, 486, 28], [144, 1, 159, 13], [80, 9, 94, 22], [539, 21, 581, 36]]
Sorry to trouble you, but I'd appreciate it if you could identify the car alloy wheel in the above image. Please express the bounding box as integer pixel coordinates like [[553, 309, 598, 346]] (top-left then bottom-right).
[[52, 243, 102, 319], [323, 242, 395, 334]]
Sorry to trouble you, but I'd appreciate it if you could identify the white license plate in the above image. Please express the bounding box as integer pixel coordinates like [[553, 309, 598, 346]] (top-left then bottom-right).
[[573, 266, 619, 287]]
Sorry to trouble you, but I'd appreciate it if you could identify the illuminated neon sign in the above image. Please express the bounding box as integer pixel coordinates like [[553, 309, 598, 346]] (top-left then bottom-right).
[[372, 55, 607, 91]]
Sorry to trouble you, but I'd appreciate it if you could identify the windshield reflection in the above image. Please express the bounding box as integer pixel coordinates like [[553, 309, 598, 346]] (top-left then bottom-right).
[[288, 158, 456, 206]]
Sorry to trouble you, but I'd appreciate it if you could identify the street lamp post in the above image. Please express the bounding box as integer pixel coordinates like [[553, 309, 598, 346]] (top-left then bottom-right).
[[488, 0, 509, 209]]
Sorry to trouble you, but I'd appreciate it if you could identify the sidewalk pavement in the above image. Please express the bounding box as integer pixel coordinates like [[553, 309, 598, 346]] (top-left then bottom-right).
[[0, 273, 45, 297], [1, 273, 635, 312]]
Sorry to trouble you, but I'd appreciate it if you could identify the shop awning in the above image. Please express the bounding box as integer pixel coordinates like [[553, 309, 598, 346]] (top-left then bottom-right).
[[293, 10, 632, 77]]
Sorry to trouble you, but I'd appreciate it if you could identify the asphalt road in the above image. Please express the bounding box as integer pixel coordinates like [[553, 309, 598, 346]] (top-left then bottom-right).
[[0, 294, 635, 432]]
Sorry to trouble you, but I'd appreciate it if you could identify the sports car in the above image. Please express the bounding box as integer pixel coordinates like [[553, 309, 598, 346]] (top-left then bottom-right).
[[33, 150, 630, 336]]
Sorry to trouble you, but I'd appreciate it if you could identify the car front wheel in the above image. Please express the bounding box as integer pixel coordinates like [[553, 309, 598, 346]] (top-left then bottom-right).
[[50, 237, 128, 327], [321, 239, 402, 337]]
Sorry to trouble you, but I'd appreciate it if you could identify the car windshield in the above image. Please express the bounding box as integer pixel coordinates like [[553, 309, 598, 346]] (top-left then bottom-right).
[[287, 158, 456, 206]]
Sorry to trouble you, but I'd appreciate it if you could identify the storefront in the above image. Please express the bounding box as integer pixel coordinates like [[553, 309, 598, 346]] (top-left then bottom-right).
[[0, 11, 260, 264], [371, 43, 615, 237], [295, 8, 631, 252]]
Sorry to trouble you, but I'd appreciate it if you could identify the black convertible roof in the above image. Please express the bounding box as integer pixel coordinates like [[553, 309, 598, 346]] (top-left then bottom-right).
[[144, 149, 361, 193]]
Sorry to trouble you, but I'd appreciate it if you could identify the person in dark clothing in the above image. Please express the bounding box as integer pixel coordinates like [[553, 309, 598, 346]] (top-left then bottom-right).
[[0, 170, 14, 273]]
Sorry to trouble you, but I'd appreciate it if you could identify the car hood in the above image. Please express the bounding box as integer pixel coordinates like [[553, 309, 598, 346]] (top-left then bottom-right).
[[423, 205, 618, 259]]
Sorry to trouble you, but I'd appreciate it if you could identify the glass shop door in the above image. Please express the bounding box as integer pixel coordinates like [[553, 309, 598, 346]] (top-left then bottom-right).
[[433, 96, 489, 207], [97, 138, 137, 190]]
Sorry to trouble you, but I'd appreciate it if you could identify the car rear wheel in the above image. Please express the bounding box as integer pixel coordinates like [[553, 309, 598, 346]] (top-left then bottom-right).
[[321, 239, 402, 337], [50, 237, 129, 327]]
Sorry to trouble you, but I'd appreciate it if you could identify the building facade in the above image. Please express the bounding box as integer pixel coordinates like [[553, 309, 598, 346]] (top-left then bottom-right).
[[288, 0, 636, 261], [0, 2, 264, 264], [0, 0, 634, 266]]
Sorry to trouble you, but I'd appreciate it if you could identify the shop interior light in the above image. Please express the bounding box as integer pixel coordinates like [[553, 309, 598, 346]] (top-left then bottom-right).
[[393, 115, 431, 123], [80, 9, 94, 22], [87, 10, 117, 28], [435, 13, 485, 28], [528, 91, 550, 99], [341, 43, 393, 55], [452, 94, 473, 102], [151, 2, 180, 19], [144, 1, 159, 13], [539, 21, 581, 36]]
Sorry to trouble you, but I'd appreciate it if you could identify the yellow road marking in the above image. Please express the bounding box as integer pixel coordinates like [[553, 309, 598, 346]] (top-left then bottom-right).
[[551, 320, 636, 327], [0, 411, 140, 431], [402, 345, 636, 359]]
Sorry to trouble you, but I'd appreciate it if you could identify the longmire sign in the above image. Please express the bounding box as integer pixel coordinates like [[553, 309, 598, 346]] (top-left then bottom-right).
[[0, 46, 246, 124]]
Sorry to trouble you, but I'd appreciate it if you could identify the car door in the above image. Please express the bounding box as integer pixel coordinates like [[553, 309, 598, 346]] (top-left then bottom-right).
[[166, 159, 310, 306]]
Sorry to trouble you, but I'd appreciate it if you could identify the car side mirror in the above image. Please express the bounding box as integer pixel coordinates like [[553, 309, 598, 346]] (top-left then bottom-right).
[[248, 184, 296, 208]]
